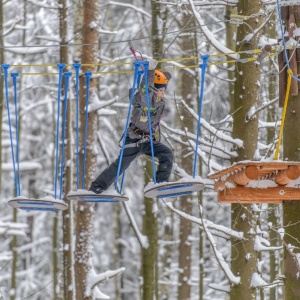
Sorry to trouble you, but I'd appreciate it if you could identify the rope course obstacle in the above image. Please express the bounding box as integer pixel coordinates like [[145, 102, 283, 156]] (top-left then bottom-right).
[[66, 64, 128, 203], [5, 0, 299, 205], [6, 64, 68, 212], [208, 0, 300, 204]]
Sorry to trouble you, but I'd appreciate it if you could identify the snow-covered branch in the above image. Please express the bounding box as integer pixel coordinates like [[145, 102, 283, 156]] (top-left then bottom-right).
[[180, 100, 243, 147], [108, 1, 151, 18], [86, 266, 125, 298], [122, 202, 149, 249], [165, 202, 243, 240], [187, 0, 238, 59]]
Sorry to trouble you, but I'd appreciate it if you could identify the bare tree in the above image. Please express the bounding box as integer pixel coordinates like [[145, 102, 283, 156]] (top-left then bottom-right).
[[230, 1, 263, 299], [282, 6, 300, 299], [74, 0, 99, 299]]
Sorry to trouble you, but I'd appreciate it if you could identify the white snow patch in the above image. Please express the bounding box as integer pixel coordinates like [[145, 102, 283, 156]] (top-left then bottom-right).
[[251, 272, 268, 288]]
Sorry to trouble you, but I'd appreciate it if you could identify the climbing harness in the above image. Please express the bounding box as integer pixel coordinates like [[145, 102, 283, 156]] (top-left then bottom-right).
[[144, 56, 207, 198]]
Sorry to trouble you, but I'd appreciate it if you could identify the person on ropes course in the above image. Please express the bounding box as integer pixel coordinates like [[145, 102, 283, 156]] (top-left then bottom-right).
[[89, 58, 175, 194]]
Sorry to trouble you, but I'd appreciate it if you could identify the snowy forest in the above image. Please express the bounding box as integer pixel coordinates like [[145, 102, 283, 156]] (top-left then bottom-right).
[[1, 0, 300, 299]]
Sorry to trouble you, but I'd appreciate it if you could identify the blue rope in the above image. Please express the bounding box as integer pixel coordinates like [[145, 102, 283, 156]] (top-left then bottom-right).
[[59, 72, 72, 199], [72, 63, 81, 189], [2, 64, 19, 195], [118, 68, 146, 192], [54, 64, 65, 199], [11, 72, 21, 196], [115, 61, 141, 191], [82, 71, 92, 189], [276, 0, 300, 82], [143, 62, 157, 183], [193, 55, 209, 178]]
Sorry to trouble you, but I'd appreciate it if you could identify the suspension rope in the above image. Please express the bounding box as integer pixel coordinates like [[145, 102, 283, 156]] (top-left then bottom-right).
[[274, 68, 293, 160], [11, 72, 21, 196], [276, 0, 300, 83], [115, 61, 142, 192], [59, 72, 72, 199], [2, 64, 19, 196], [53, 64, 65, 199], [193, 55, 209, 178], [82, 71, 92, 189], [143, 61, 157, 183], [72, 63, 81, 189]]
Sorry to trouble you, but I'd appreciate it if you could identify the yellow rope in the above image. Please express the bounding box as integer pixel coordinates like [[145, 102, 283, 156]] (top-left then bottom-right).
[[3, 42, 293, 76], [274, 68, 293, 160]]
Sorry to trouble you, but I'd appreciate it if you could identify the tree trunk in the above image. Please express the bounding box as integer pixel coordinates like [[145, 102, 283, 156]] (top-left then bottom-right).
[[177, 11, 198, 300], [225, 5, 237, 106], [57, 0, 75, 299], [74, 1, 99, 299], [140, 1, 162, 299], [142, 162, 158, 300], [265, 12, 279, 300], [282, 62, 300, 299], [281, 6, 300, 300], [230, 1, 262, 299]]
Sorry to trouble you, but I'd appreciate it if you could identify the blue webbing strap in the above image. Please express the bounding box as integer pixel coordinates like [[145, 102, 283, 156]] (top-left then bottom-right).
[[118, 68, 146, 191], [193, 55, 209, 178], [54, 64, 65, 199], [82, 71, 92, 189], [11, 72, 21, 196], [143, 62, 157, 183], [72, 63, 81, 189], [115, 61, 141, 192], [2, 64, 19, 196], [59, 72, 72, 199]]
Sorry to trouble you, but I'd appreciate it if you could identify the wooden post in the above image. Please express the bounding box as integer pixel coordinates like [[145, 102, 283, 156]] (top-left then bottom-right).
[[288, 12, 298, 95]]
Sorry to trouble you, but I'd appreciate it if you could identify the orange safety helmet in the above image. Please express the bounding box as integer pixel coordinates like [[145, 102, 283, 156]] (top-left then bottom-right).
[[154, 70, 168, 85]]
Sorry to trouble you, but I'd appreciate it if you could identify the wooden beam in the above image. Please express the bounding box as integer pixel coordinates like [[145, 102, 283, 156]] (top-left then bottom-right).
[[213, 166, 260, 191], [275, 165, 300, 185], [232, 165, 260, 185], [218, 186, 300, 203]]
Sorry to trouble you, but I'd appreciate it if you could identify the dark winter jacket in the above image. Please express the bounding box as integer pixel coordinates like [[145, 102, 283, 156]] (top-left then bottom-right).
[[127, 69, 171, 140]]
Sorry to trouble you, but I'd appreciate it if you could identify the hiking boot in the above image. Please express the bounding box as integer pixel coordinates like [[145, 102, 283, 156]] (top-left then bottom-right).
[[88, 185, 104, 194]]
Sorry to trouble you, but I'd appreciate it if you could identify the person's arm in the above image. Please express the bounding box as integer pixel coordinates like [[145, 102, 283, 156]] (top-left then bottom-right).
[[162, 65, 174, 81], [139, 58, 158, 91]]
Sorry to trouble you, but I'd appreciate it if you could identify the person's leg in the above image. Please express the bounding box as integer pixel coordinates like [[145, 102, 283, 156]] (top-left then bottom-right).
[[90, 139, 140, 193], [142, 141, 173, 183]]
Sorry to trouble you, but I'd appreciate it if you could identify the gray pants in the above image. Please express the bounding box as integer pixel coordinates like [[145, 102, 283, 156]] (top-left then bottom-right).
[[91, 137, 173, 191]]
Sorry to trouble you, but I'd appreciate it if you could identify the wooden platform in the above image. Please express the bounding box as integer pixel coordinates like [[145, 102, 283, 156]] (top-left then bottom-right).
[[208, 161, 300, 203]]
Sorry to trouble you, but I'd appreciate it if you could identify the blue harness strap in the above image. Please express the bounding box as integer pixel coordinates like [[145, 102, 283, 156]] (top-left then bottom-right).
[[116, 61, 157, 191], [72, 63, 81, 189], [11, 72, 21, 196], [193, 55, 209, 178], [2, 65, 23, 197], [59, 72, 72, 199], [82, 71, 92, 189], [54, 64, 65, 199]]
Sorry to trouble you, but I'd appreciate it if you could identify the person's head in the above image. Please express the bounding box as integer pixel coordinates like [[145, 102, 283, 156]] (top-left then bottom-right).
[[154, 70, 168, 98]]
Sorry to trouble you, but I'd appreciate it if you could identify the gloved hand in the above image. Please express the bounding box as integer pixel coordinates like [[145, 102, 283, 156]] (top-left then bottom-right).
[[163, 65, 175, 76], [148, 58, 158, 70]]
